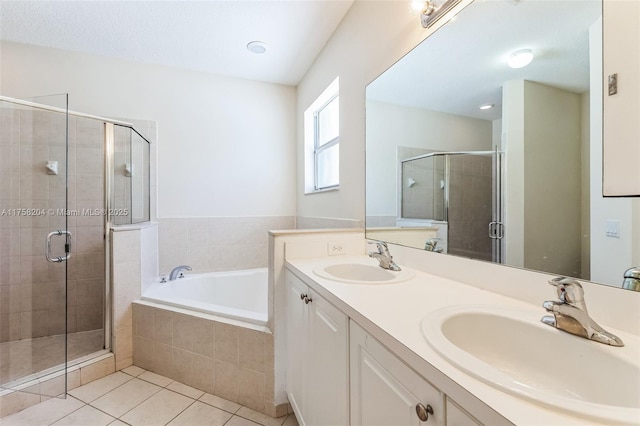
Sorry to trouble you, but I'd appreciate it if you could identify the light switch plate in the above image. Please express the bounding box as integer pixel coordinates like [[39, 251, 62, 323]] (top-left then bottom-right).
[[606, 219, 620, 238]]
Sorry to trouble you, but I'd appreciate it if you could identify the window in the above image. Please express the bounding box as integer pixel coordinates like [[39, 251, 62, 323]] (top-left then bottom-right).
[[305, 77, 339, 193]]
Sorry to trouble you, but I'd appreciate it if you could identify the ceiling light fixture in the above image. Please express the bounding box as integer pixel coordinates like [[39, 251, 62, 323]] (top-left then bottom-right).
[[508, 49, 534, 68], [246, 41, 267, 54], [479, 104, 495, 110]]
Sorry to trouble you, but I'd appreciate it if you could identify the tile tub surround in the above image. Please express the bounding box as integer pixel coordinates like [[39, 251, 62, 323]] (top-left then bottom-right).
[[132, 302, 286, 418], [111, 224, 159, 371], [158, 217, 295, 276], [1, 366, 299, 426]]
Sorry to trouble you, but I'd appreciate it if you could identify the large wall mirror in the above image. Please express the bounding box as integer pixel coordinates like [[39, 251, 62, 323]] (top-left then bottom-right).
[[366, 0, 639, 290]]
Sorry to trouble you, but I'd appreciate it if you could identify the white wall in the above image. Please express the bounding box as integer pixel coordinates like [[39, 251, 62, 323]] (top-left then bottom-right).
[[295, 0, 473, 224], [588, 19, 640, 286], [503, 80, 583, 277], [365, 100, 492, 218], [0, 41, 297, 218]]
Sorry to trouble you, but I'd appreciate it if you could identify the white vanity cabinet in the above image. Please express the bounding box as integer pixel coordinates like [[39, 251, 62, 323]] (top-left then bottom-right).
[[350, 321, 445, 426], [285, 271, 349, 426], [602, 0, 640, 196], [446, 398, 481, 426]]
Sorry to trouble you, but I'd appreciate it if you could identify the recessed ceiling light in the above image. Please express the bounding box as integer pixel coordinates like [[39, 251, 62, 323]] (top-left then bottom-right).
[[479, 104, 495, 110], [247, 41, 267, 54], [508, 49, 533, 68]]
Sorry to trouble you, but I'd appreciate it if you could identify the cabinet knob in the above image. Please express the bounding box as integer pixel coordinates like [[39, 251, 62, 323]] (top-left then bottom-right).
[[415, 403, 433, 422], [304, 296, 313, 304], [300, 293, 307, 300]]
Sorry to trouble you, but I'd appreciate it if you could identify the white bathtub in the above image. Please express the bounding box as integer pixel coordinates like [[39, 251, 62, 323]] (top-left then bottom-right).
[[142, 268, 268, 326]]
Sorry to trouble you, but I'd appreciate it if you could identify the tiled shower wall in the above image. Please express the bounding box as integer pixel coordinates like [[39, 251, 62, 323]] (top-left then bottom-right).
[[0, 104, 104, 343], [158, 217, 295, 275]]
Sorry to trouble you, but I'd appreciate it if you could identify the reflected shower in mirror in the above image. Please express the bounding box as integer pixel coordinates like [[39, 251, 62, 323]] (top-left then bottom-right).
[[365, 0, 638, 288]]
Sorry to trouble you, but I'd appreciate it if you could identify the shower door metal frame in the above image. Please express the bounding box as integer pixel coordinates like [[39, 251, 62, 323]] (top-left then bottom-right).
[[400, 149, 504, 263], [0, 95, 136, 359]]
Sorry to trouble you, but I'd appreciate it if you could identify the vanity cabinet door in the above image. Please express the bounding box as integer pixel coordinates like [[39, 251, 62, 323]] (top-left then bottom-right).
[[285, 271, 349, 426], [602, 0, 640, 195], [286, 272, 308, 424], [446, 397, 481, 426], [350, 321, 445, 426], [306, 284, 349, 426]]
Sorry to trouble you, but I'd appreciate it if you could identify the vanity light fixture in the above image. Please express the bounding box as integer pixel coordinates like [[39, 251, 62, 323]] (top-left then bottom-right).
[[411, 0, 462, 28], [508, 48, 534, 68], [479, 103, 494, 110], [246, 41, 267, 54]]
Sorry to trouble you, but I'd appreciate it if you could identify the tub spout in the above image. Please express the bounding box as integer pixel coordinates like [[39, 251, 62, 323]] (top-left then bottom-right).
[[169, 265, 192, 281]]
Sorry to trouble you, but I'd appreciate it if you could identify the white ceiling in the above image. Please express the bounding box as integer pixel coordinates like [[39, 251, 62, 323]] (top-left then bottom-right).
[[367, 0, 602, 121], [0, 0, 355, 86]]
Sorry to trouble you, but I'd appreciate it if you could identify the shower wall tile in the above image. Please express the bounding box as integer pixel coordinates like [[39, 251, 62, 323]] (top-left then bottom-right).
[[0, 107, 106, 345]]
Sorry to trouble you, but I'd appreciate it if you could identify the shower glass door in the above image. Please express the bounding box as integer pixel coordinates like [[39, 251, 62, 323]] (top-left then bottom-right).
[[0, 94, 69, 400], [446, 151, 502, 263]]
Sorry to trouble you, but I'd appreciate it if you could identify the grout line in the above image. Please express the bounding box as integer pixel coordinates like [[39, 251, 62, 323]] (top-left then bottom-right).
[[45, 395, 86, 426], [73, 372, 134, 404], [88, 378, 162, 421], [162, 397, 197, 426], [196, 394, 241, 415]]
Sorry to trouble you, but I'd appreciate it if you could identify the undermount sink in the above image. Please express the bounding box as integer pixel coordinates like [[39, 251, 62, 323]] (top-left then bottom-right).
[[421, 305, 640, 424], [313, 263, 414, 284]]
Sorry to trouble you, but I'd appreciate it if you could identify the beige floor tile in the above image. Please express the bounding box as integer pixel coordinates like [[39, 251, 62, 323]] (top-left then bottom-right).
[[121, 365, 145, 377], [90, 378, 161, 418], [107, 421, 128, 426], [51, 404, 115, 426], [137, 370, 173, 387], [0, 395, 84, 426], [225, 415, 261, 426], [120, 388, 194, 426], [167, 401, 233, 426], [282, 414, 299, 426], [236, 406, 287, 426], [199, 392, 241, 414], [167, 381, 205, 399], [0, 390, 41, 418], [68, 371, 132, 403]]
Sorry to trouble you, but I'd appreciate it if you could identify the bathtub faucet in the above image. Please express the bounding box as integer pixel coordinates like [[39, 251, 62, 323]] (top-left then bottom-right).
[[169, 265, 192, 281]]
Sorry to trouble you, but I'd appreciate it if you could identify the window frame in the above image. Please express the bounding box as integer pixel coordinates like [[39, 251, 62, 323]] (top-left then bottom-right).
[[304, 77, 340, 195], [313, 93, 340, 191]]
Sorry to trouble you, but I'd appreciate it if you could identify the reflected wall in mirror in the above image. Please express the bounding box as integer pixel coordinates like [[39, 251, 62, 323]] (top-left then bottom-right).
[[366, 0, 639, 289]]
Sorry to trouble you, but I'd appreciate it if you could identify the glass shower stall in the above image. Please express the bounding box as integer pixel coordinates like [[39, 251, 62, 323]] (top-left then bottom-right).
[[0, 95, 149, 406], [400, 149, 503, 263]]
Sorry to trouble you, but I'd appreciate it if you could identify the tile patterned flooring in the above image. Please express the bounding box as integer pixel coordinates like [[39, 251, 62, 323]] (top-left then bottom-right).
[[0, 365, 299, 426], [1, 330, 104, 386]]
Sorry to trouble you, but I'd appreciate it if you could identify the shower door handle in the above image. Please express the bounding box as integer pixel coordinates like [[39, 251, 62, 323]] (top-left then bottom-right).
[[46, 230, 72, 263], [488, 222, 504, 239]]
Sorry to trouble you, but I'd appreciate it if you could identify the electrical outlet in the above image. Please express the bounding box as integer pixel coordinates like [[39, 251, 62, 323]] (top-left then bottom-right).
[[328, 241, 345, 256]]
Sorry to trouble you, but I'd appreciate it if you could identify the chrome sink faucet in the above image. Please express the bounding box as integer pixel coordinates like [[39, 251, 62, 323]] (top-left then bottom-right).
[[541, 277, 624, 347], [424, 238, 443, 253], [368, 241, 401, 271], [169, 265, 192, 281]]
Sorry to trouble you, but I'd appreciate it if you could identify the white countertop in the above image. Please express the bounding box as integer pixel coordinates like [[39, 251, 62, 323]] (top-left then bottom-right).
[[285, 254, 640, 426]]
